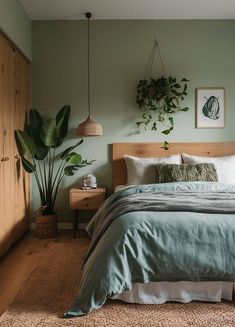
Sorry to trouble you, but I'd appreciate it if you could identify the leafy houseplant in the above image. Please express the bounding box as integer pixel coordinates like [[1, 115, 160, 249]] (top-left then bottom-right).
[[15, 105, 91, 238], [136, 76, 190, 149]]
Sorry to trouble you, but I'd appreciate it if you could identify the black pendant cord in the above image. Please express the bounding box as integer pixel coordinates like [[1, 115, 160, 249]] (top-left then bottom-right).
[[86, 12, 91, 117]]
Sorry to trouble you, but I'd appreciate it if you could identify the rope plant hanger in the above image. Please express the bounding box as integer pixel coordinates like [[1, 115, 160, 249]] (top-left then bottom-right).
[[136, 39, 190, 149], [77, 12, 103, 136]]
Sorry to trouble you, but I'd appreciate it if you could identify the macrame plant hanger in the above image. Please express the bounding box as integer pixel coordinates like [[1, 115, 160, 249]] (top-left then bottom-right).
[[146, 39, 167, 79]]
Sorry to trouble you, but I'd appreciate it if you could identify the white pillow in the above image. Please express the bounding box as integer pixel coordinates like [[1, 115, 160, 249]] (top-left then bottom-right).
[[182, 153, 235, 184], [124, 154, 182, 185]]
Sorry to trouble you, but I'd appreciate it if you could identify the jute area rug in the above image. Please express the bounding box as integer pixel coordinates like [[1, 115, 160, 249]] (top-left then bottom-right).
[[0, 241, 235, 327]]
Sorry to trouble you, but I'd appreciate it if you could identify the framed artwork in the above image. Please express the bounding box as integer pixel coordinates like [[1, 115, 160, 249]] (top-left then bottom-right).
[[196, 88, 225, 128]]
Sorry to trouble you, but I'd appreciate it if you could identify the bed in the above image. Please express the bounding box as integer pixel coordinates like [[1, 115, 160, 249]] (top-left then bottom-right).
[[65, 142, 235, 317]]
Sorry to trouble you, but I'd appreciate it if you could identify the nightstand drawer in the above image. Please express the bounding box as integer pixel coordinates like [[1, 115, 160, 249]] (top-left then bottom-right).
[[71, 192, 105, 210]]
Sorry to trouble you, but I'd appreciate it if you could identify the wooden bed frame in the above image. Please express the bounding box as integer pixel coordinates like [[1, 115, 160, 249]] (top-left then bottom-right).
[[112, 142, 235, 189]]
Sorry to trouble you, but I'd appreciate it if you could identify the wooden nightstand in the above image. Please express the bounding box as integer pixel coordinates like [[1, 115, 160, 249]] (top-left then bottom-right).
[[70, 187, 106, 238]]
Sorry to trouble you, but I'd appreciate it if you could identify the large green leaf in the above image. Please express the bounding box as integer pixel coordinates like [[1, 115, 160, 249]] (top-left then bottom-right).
[[53, 105, 71, 148], [29, 109, 44, 135], [64, 158, 93, 176], [34, 145, 49, 160], [65, 152, 82, 165], [40, 118, 58, 147], [15, 130, 36, 158], [27, 124, 49, 160], [21, 157, 36, 173], [57, 105, 70, 134], [60, 139, 83, 159]]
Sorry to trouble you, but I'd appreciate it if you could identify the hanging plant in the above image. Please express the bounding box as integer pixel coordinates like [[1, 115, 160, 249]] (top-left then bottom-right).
[[136, 76, 190, 133], [136, 40, 190, 149]]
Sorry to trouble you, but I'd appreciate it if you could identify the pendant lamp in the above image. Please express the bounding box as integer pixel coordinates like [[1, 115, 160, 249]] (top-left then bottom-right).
[[77, 12, 102, 136]]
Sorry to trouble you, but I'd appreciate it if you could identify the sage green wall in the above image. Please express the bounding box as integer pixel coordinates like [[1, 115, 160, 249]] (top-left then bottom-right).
[[0, 0, 31, 59], [32, 20, 235, 222]]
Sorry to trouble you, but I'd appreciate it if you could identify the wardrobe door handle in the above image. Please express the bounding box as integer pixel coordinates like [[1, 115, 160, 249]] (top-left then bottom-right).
[[1, 157, 4, 162], [5, 157, 9, 161], [15, 154, 19, 159]]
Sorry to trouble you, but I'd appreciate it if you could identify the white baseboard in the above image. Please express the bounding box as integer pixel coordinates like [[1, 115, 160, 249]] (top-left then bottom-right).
[[30, 222, 87, 230]]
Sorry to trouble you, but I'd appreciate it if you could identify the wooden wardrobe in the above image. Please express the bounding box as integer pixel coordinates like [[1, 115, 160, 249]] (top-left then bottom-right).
[[0, 32, 31, 257]]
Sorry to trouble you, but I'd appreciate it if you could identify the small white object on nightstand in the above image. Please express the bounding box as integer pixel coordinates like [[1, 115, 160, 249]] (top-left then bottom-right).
[[83, 174, 97, 189]]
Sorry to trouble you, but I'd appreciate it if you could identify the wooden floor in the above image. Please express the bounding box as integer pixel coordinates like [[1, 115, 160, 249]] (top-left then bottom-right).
[[0, 229, 88, 316]]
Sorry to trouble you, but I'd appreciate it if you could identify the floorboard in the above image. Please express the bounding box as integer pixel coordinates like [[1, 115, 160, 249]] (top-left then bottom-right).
[[0, 230, 88, 316]]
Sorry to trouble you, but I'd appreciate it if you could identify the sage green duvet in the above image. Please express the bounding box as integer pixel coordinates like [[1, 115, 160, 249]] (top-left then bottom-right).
[[65, 182, 235, 317]]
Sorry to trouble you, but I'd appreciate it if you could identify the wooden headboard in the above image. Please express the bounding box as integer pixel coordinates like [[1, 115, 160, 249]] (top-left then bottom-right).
[[112, 142, 235, 188]]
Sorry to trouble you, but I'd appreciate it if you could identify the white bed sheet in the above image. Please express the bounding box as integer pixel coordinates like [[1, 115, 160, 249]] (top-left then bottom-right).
[[114, 185, 127, 192], [111, 281, 235, 304]]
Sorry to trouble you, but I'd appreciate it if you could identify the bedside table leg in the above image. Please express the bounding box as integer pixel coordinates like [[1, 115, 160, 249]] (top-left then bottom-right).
[[73, 210, 78, 238]]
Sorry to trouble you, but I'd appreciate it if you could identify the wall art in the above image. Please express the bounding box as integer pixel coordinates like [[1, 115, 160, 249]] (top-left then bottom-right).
[[196, 88, 225, 128]]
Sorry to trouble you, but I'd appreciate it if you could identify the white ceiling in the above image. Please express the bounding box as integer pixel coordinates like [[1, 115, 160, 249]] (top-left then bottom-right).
[[19, 0, 235, 20]]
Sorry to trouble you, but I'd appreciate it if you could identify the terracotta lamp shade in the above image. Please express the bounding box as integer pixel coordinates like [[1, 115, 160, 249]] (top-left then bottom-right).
[[77, 115, 103, 136]]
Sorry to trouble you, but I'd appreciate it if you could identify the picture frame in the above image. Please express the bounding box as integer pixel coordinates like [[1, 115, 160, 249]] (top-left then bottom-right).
[[196, 88, 225, 128]]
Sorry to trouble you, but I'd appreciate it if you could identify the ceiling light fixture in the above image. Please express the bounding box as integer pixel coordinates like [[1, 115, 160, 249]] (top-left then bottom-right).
[[77, 12, 102, 136]]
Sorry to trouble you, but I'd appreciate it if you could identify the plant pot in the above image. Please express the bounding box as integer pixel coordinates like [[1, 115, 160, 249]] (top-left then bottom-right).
[[35, 214, 57, 239]]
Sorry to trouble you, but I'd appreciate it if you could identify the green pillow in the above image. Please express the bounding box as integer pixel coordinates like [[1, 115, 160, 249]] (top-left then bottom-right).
[[156, 163, 218, 183]]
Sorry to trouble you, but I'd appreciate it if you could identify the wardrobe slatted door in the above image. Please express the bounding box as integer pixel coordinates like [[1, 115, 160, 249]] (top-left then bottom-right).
[[0, 33, 30, 257], [0, 35, 15, 257], [14, 49, 31, 241], [0, 35, 4, 254]]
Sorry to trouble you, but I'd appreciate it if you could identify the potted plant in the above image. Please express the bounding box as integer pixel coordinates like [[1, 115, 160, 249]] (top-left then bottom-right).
[[136, 76, 190, 149], [15, 105, 92, 238]]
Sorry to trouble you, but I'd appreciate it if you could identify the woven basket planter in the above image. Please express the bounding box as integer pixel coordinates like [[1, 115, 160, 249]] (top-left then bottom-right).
[[35, 214, 57, 239]]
